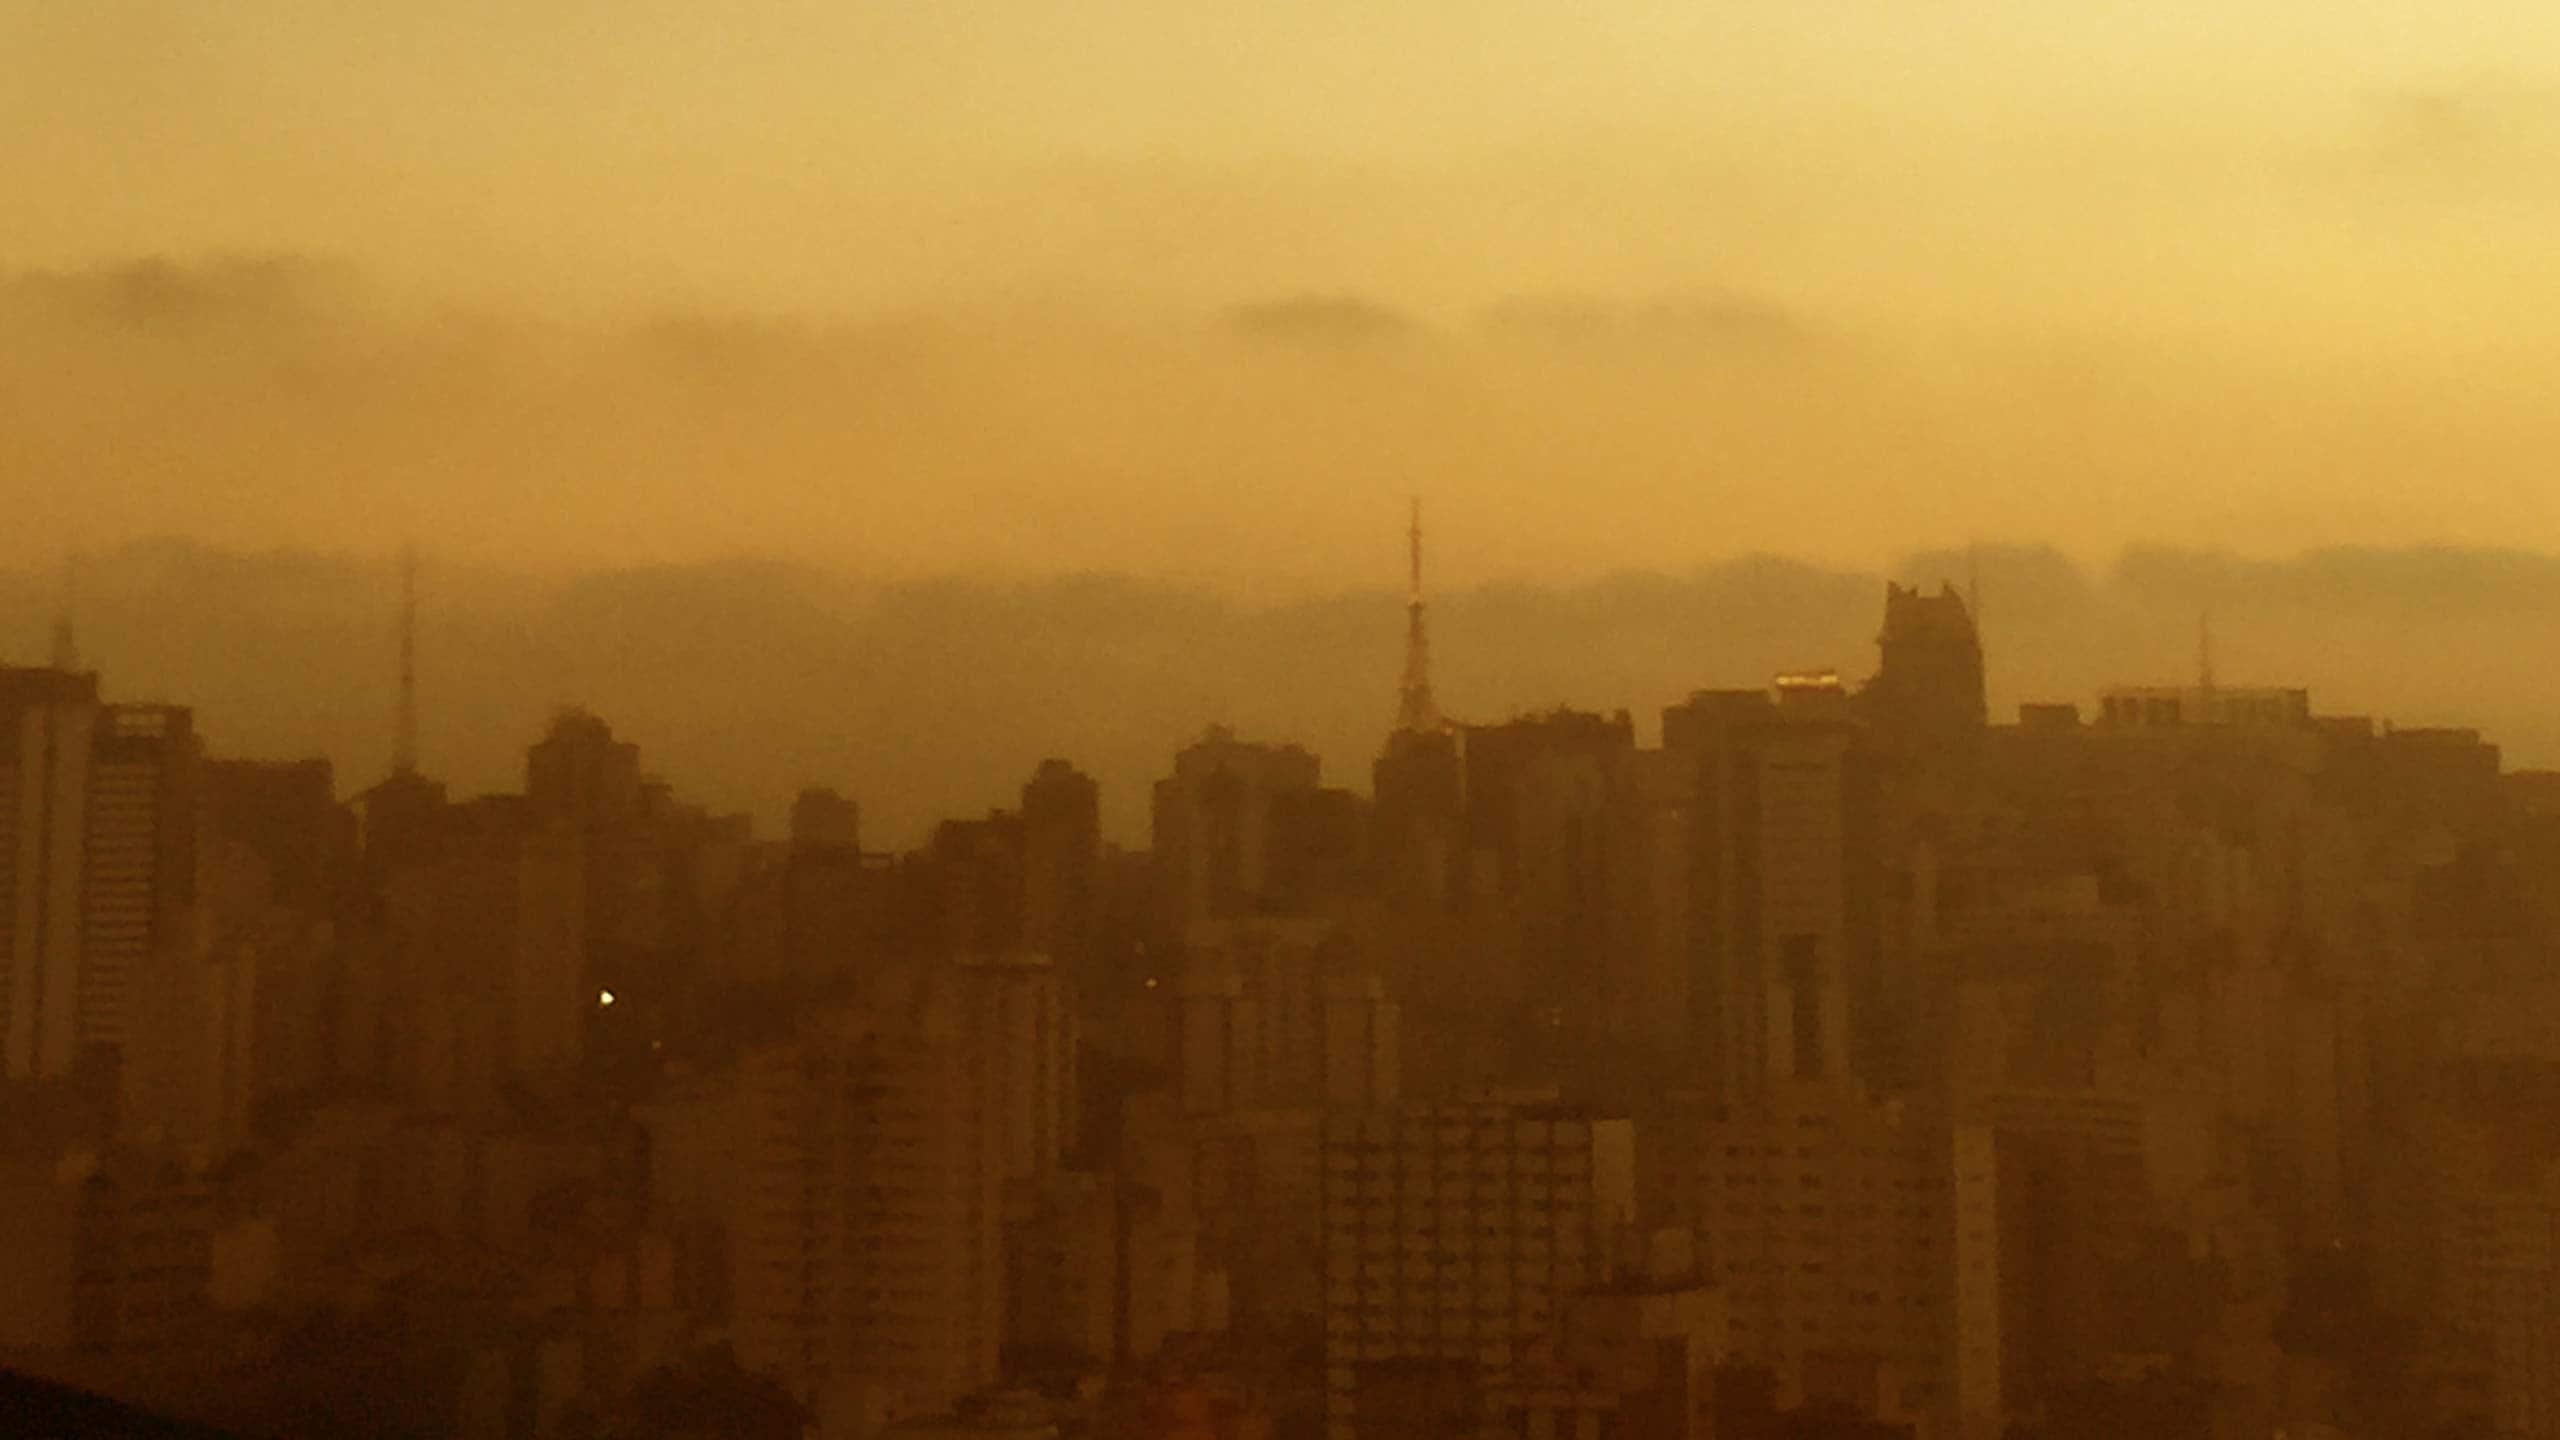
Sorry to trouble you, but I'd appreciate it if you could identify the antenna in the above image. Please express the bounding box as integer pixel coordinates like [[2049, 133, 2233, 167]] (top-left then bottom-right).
[[1409, 496, 1424, 605], [47, 552, 78, 671], [394, 541, 419, 777], [1394, 496, 1442, 734]]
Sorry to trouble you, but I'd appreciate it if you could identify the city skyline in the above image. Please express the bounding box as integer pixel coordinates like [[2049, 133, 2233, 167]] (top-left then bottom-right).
[[1, 536, 2549, 1440], [5, 531, 2554, 849], [13, 4, 2560, 1436]]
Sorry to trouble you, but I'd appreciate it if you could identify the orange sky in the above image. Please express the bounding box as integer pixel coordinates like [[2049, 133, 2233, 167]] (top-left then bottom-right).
[[7, 1, 2560, 585]]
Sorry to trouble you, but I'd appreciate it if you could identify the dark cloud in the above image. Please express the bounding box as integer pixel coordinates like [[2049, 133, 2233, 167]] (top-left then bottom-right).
[[0, 252, 352, 331], [1221, 294, 1418, 347], [2115, 542, 2560, 618], [1896, 544, 2097, 616]]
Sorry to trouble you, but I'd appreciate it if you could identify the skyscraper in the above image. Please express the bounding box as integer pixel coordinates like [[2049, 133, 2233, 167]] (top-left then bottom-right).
[[1020, 759, 1100, 971], [0, 669, 201, 1085], [730, 964, 1003, 1431], [1320, 1097, 1638, 1440], [1151, 726, 1321, 927], [526, 707, 644, 831], [1863, 582, 1987, 748], [1459, 708, 1636, 903], [790, 786, 862, 853], [960, 952, 1080, 1182], [1641, 1084, 2004, 1438], [1661, 685, 1867, 1102]]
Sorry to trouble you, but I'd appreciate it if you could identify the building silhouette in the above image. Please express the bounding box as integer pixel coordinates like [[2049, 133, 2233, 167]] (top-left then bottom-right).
[[1151, 727, 1321, 927], [0, 668, 201, 1089], [1862, 583, 1987, 747]]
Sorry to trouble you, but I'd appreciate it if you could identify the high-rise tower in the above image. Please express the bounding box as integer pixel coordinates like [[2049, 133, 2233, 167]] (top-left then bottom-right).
[[1863, 581, 1987, 745], [0, 670, 202, 1082], [730, 965, 1003, 1424], [1393, 497, 1440, 736]]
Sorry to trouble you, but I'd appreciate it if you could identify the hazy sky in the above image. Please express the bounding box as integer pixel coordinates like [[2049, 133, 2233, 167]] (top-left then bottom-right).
[[8, 2, 2560, 583]]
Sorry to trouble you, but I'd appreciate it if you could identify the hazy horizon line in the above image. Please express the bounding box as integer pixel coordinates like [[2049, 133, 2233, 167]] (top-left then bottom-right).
[[24, 531, 2560, 603]]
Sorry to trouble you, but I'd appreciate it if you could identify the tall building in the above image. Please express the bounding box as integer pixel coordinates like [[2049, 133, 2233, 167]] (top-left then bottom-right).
[[1661, 686, 1869, 1103], [1374, 728, 1463, 908], [1176, 955, 1258, 1119], [1863, 583, 1987, 747], [1020, 759, 1100, 969], [1175, 916, 1385, 1116], [1319, 1097, 1638, 1440], [1265, 785, 1367, 914], [1590, 748, 1696, 1065], [526, 708, 665, 965], [203, 758, 346, 917], [200, 758, 347, 1121], [1459, 709, 1635, 904], [357, 767, 451, 882], [1641, 1084, 2003, 1439], [1130, 1095, 1325, 1332], [204, 826, 337, 1123], [374, 797, 587, 1104], [1322, 973, 1400, 1111], [1973, 1090, 2158, 1418], [791, 787, 862, 852], [1151, 727, 1322, 927], [2399, 1066, 2560, 1440], [960, 953, 1079, 1182], [0, 1147, 218, 1353], [526, 708, 643, 830], [724, 826, 898, 987], [1, 670, 202, 1086], [729, 965, 1004, 1431], [930, 812, 1028, 958]]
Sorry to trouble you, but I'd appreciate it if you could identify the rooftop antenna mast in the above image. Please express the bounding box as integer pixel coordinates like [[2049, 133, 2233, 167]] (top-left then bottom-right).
[[1393, 496, 1443, 734], [394, 541, 420, 777], [47, 552, 78, 671]]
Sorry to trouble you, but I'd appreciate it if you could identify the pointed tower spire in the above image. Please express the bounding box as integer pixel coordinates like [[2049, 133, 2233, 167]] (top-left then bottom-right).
[[47, 553, 78, 671], [394, 541, 420, 777], [1394, 497, 1442, 734]]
